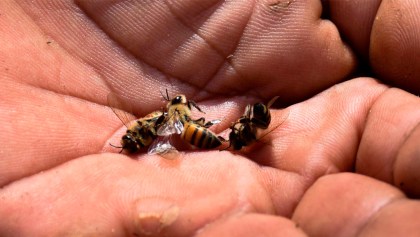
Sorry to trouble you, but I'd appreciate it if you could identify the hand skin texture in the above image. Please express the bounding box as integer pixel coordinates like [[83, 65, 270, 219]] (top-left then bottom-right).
[[0, 0, 420, 236]]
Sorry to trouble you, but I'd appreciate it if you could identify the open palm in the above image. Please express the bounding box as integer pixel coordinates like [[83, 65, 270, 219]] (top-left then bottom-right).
[[1, 1, 420, 236]]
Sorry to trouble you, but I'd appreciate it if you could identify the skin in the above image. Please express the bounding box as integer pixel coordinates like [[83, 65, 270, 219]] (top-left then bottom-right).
[[0, 0, 419, 236]]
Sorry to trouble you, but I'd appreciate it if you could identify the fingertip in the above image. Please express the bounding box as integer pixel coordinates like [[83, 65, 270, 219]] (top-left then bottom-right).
[[292, 173, 405, 237], [196, 213, 307, 237], [394, 122, 420, 198], [370, 0, 420, 93], [357, 88, 420, 184], [127, 197, 180, 236], [357, 200, 420, 237]]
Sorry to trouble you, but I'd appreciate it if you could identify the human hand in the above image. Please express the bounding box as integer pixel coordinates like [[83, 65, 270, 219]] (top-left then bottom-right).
[[1, 1, 419, 236]]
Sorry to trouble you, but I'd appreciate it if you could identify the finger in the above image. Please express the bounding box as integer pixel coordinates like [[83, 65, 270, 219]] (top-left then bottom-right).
[[243, 78, 387, 179], [356, 88, 420, 197], [292, 173, 420, 237], [13, 0, 167, 111], [0, 82, 114, 186], [370, 0, 420, 94], [0, 1, 169, 185], [323, 0, 381, 59], [76, 0, 355, 102], [394, 122, 420, 197], [0, 1, 112, 106], [196, 213, 307, 237], [0, 152, 303, 236], [223, 0, 356, 101]]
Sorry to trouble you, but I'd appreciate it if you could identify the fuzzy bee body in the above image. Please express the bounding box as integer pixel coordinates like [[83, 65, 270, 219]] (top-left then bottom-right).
[[226, 96, 279, 150], [109, 91, 223, 155], [246, 102, 271, 129], [108, 93, 166, 153], [156, 92, 223, 151], [117, 111, 166, 153], [228, 118, 257, 150]]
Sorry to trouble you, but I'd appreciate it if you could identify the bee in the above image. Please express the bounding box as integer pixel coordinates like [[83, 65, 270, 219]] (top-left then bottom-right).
[[155, 90, 223, 151], [225, 96, 280, 150], [108, 93, 167, 153]]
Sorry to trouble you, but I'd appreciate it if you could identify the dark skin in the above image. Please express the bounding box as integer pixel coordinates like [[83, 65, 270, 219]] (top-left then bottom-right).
[[1, 0, 420, 236]]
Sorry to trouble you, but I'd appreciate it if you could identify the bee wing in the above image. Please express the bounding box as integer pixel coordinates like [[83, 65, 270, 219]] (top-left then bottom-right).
[[157, 121, 177, 136], [267, 96, 280, 108], [209, 119, 222, 125], [173, 118, 184, 134], [257, 110, 290, 141], [148, 136, 177, 155], [107, 93, 136, 128], [157, 113, 184, 136]]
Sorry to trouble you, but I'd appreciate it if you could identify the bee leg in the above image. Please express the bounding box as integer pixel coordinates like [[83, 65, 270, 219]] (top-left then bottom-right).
[[193, 117, 206, 126], [188, 100, 205, 114], [219, 138, 231, 151], [109, 143, 124, 153], [218, 136, 228, 142], [155, 112, 166, 125], [203, 121, 213, 128], [192, 118, 222, 128]]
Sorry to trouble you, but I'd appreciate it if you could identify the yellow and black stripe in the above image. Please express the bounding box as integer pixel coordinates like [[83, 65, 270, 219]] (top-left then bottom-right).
[[181, 123, 222, 149], [250, 103, 271, 129]]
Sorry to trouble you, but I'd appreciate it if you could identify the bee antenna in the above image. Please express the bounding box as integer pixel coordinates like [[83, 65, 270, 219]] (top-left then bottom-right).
[[160, 89, 170, 101], [165, 89, 170, 101], [166, 89, 170, 100], [109, 143, 124, 153]]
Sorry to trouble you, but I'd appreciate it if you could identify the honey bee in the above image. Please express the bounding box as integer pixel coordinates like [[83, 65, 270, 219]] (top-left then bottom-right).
[[108, 93, 167, 153], [225, 96, 280, 150], [155, 90, 223, 152]]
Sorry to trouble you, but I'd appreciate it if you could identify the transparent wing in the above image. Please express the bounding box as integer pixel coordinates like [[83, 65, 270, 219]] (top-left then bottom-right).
[[243, 104, 252, 117], [173, 119, 184, 134], [107, 93, 136, 128], [157, 113, 184, 136], [267, 96, 280, 108], [201, 119, 222, 128], [157, 120, 178, 136], [257, 110, 290, 141], [209, 119, 222, 125], [148, 136, 177, 155]]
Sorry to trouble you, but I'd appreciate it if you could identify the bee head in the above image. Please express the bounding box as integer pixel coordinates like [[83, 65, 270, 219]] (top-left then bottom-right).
[[121, 133, 139, 153], [170, 95, 187, 105]]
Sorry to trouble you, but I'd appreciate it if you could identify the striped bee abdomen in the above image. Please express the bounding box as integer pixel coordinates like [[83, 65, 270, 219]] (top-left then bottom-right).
[[250, 103, 271, 129], [181, 123, 222, 149]]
